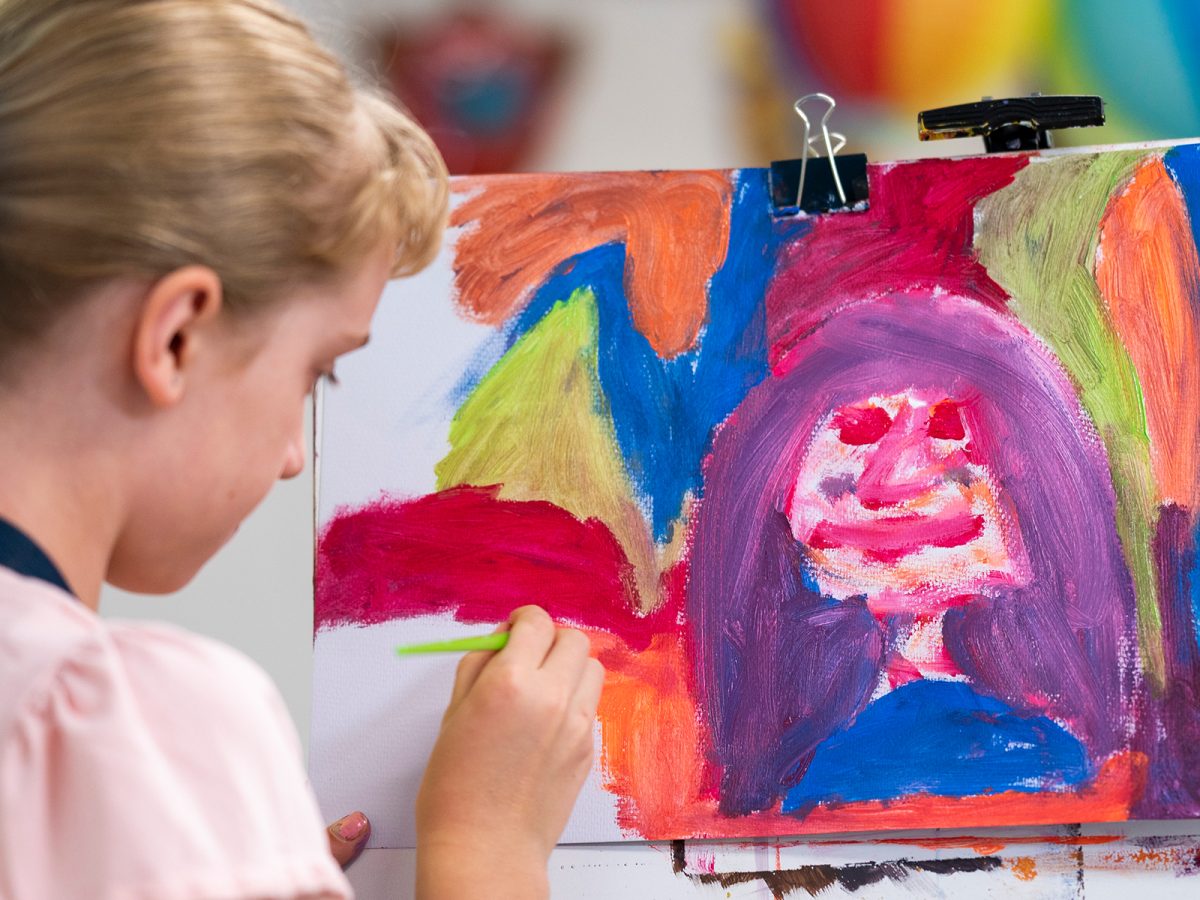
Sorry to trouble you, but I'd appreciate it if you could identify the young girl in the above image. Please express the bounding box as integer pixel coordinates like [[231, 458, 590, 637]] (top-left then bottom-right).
[[0, 1, 603, 897]]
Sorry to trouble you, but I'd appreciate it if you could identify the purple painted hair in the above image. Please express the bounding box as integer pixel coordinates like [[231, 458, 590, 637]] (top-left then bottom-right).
[[686, 291, 1139, 815]]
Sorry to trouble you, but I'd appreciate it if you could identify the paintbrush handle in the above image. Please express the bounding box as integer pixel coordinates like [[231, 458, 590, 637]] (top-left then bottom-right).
[[394, 632, 510, 656]]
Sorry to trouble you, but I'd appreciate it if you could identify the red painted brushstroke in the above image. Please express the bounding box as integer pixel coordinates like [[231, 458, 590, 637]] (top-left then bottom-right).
[[885, 653, 923, 689], [927, 400, 966, 440], [767, 155, 1028, 370], [315, 485, 679, 649], [833, 404, 893, 445], [807, 512, 985, 562]]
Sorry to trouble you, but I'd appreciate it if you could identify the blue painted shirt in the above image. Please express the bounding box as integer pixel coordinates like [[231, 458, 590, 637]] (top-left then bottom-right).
[[782, 679, 1091, 812]]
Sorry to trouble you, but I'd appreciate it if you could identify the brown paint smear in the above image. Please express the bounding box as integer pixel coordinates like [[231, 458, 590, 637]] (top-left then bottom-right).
[[687, 857, 1003, 898], [449, 171, 732, 358]]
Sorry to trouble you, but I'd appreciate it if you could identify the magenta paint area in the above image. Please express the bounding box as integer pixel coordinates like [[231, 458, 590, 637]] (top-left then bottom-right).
[[316, 485, 678, 650], [765, 154, 1027, 366], [687, 291, 1139, 815]]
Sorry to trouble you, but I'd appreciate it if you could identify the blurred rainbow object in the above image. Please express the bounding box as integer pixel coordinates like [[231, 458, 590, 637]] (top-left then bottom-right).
[[759, 0, 1200, 157]]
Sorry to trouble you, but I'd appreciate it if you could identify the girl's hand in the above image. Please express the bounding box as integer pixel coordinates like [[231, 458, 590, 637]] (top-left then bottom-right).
[[326, 810, 370, 868], [415, 606, 605, 900]]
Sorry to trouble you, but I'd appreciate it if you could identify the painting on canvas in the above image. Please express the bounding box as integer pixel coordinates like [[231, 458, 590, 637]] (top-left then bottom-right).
[[311, 144, 1200, 846]]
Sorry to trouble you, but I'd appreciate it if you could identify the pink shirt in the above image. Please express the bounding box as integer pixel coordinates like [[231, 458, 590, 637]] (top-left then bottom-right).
[[0, 566, 352, 899]]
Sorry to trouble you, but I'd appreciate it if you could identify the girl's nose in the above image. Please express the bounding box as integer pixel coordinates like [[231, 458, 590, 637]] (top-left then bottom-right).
[[280, 420, 306, 480]]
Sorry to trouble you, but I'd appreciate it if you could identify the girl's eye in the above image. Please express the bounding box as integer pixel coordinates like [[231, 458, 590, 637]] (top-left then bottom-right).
[[832, 405, 893, 445], [927, 400, 965, 440]]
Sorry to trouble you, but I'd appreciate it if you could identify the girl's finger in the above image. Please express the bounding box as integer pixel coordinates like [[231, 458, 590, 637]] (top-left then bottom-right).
[[446, 619, 511, 707], [540, 627, 592, 692], [571, 657, 606, 719], [449, 649, 495, 707], [498, 605, 557, 669]]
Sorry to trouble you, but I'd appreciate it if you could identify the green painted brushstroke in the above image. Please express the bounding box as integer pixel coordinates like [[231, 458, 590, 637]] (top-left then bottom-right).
[[436, 287, 658, 608], [975, 151, 1165, 689]]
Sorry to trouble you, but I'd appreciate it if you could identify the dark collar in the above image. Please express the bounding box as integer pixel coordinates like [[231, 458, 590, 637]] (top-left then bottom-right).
[[0, 518, 74, 597]]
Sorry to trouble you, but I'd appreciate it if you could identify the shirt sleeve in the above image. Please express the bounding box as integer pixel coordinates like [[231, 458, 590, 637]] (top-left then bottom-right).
[[0, 620, 353, 900]]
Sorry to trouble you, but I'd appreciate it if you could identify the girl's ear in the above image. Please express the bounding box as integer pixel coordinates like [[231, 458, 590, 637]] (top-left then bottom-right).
[[131, 266, 223, 407]]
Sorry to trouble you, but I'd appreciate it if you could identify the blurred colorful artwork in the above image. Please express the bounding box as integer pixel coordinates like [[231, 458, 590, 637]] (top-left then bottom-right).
[[311, 141, 1200, 846], [735, 0, 1200, 162], [378, 10, 571, 175]]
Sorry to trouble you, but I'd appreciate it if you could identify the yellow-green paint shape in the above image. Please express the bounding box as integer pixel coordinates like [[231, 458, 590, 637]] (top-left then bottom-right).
[[975, 151, 1165, 689], [436, 287, 659, 611]]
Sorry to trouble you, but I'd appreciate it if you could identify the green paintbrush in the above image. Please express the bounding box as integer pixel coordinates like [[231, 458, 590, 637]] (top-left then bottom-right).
[[395, 632, 510, 656]]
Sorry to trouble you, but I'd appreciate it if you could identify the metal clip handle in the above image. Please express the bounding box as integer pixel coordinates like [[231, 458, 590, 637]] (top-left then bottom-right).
[[794, 93, 847, 207]]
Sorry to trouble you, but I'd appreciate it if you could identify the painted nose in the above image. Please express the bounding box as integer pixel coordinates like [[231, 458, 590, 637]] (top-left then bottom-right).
[[855, 407, 939, 508]]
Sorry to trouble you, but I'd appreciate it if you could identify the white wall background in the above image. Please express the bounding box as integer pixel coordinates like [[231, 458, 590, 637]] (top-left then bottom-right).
[[99, 0, 754, 750]]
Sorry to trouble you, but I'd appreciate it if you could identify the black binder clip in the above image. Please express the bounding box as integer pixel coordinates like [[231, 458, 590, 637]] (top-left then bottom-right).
[[770, 93, 869, 217], [917, 94, 1105, 153]]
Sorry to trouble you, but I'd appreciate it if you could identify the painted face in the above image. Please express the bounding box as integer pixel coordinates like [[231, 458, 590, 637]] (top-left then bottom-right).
[[788, 389, 1029, 614]]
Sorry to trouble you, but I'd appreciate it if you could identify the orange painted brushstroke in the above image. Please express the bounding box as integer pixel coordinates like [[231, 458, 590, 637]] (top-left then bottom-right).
[[449, 172, 732, 358], [881, 837, 1009, 855], [1096, 157, 1200, 507], [881, 834, 1123, 851], [591, 629, 710, 834], [1097, 842, 1200, 871], [1011, 857, 1038, 880]]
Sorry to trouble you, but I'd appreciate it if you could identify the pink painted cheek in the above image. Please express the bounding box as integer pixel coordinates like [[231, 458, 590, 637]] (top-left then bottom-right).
[[787, 436, 866, 539]]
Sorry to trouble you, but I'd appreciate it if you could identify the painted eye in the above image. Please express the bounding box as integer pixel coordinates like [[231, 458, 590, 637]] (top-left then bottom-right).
[[927, 400, 966, 440], [832, 405, 893, 445]]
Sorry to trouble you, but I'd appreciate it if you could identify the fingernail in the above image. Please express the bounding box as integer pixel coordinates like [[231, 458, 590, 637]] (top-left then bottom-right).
[[334, 811, 368, 842]]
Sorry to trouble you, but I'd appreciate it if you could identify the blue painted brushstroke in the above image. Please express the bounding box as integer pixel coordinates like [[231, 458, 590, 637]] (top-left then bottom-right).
[[1164, 143, 1200, 247], [1189, 517, 1200, 657], [781, 680, 1091, 812], [448, 243, 628, 407], [603, 171, 811, 539], [450, 170, 809, 541], [1164, 146, 1200, 655]]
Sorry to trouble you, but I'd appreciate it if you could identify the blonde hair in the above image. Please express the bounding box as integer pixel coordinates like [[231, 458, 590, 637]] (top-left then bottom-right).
[[0, 0, 448, 348]]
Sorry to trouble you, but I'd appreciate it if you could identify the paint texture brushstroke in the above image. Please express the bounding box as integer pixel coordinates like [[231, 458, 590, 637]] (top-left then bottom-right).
[[449, 171, 732, 357], [1165, 143, 1200, 247], [1096, 155, 1200, 509], [765, 155, 1025, 365], [434, 288, 658, 608], [315, 486, 675, 650], [779, 680, 1091, 810], [974, 151, 1165, 688], [688, 856, 1004, 900], [1140, 504, 1200, 815]]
